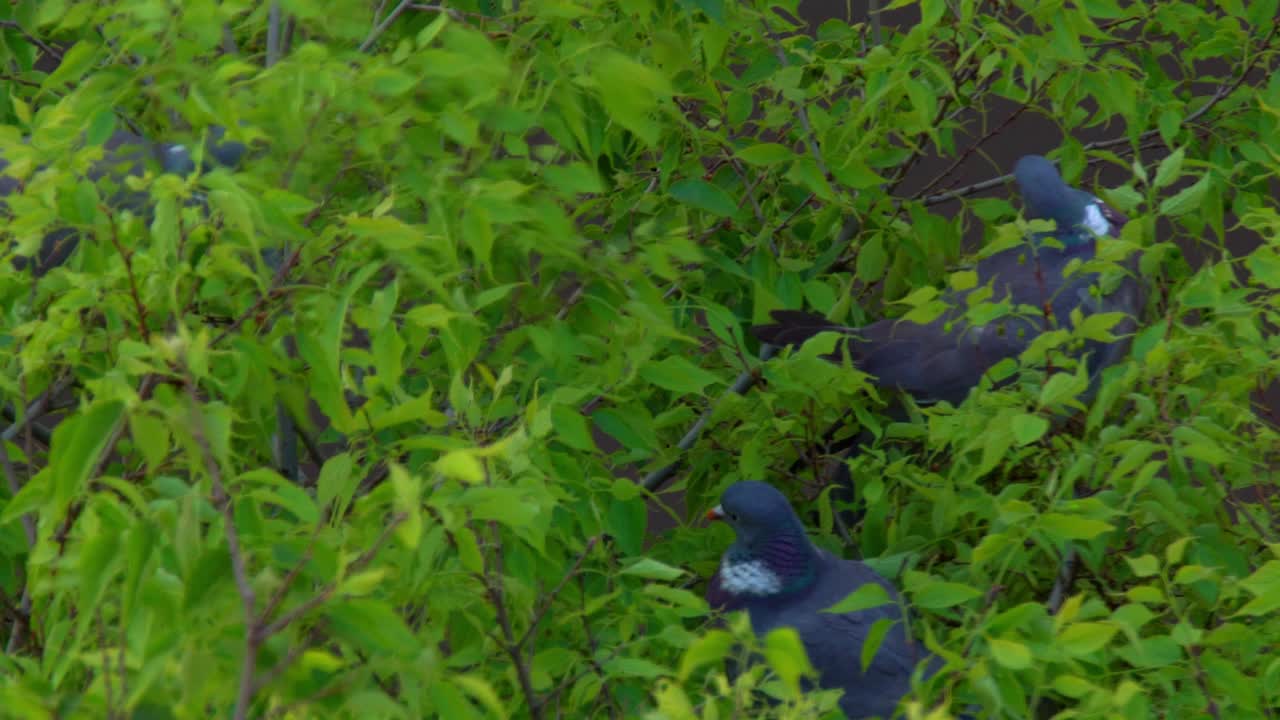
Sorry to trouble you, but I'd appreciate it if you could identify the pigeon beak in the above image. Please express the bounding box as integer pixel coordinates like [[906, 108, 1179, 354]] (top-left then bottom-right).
[[706, 505, 725, 522]]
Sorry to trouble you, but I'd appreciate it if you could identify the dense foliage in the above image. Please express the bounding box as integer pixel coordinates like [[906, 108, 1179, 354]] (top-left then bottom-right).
[[2, 0, 1279, 718]]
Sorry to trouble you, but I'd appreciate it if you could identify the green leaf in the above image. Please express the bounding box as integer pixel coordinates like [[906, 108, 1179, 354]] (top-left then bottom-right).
[[326, 600, 419, 656], [1236, 560, 1280, 616], [1011, 413, 1049, 445], [602, 657, 668, 678], [436, 450, 485, 483], [1, 467, 50, 525], [1058, 622, 1119, 656], [1159, 175, 1211, 216], [390, 464, 422, 550], [458, 486, 540, 529], [454, 526, 484, 574], [593, 51, 672, 146], [1246, 247, 1280, 288], [451, 675, 506, 719], [317, 452, 354, 514], [763, 627, 813, 694], [1038, 513, 1114, 541], [677, 0, 725, 21], [620, 557, 686, 581], [606, 496, 647, 556], [856, 233, 888, 282], [860, 618, 895, 672], [1152, 148, 1185, 189], [427, 683, 482, 720], [638, 355, 722, 395], [911, 581, 983, 609], [51, 401, 125, 519], [406, 304, 461, 328], [831, 157, 887, 189], [260, 483, 320, 524], [678, 630, 735, 681], [1165, 537, 1192, 565], [1126, 554, 1161, 578], [128, 413, 170, 473], [824, 582, 893, 614], [592, 409, 657, 454], [79, 526, 121, 612], [669, 178, 739, 217], [736, 143, 793, 166], [1038, 370, 1087, 409], [988, 636, 1033, 669]]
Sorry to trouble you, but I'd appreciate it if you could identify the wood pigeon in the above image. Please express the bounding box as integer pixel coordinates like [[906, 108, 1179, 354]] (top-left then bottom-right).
[[753, 155, 1142, 407], [705, 480, 943, 719], [1, 126, 249, 275]]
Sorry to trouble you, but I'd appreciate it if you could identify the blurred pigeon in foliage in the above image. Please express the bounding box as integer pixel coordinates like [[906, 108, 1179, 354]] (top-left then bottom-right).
[[753, 154, 1142, 407], [0, 125, 249, 275], [705, 480, 942, 719]]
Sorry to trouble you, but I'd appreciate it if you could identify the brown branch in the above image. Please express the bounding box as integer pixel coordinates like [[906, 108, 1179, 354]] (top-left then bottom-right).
[[409, 3, 515, 30], [760, 20, 831, 182], [2, 373, 73, 443], [266, 2, 284, 66], [517, 535, 600, 650], [0, 20, 62, 61], [359, 0, 413, 53], [641, 343, 778, 492], [921, 23, 1280, 207], [103, 211, 150, 338], [911, 76, 1048, 199], [96, 609, 119, 720], [0, 440, 34, 655], [259, 513, 406, 638], [483, 518, 543, 720], [183, 368, 257, 720], [1189, 645, 1223, 720], [258, 522, 324, 627]]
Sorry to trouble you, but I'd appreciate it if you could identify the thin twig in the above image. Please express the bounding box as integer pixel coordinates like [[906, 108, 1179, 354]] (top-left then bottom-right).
[[410, 3, 514, 28], [517, 536, 601, 650], [258, 523, 324, 626], [2, 374, 73, 442], [359, 0, 413, 53], [0, 20, 62, 61], [0, 441, 34, 655], [266, 2, 283, 66], [761, 20, 831, 181], [259, 514, 406, 638], [484, 519, 544, 719], [97, 610, 117, 720], [867, 0, 883, 46], [184, 369, 257, 720], [921, 24, 1279, 206], [1046, 547, 1077, 614], [103, 211, 150, 338], [642, 344, 778, 492]]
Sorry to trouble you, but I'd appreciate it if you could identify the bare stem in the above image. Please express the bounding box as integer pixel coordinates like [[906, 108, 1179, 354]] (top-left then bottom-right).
[[184, 369, 257, 720], [359, 0, 414, 53]]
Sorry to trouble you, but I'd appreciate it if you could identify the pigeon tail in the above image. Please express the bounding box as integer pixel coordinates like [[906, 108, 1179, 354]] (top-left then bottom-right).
[[751, 310, 848, 348]]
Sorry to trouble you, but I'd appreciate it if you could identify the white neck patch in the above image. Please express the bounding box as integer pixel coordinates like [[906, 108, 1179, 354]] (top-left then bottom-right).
[[719, 558, 783, 596], [1083, 202, 1109, 236]]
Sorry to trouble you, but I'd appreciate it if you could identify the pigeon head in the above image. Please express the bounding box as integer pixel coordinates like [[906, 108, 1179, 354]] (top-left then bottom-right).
[[707, 481, 818, 598], [1014, 155, 1126, 242], [708, 480, 804, 544]]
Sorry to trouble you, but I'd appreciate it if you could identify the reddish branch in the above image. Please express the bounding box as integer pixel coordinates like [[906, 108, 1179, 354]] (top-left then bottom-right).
[[103, 211, 150, 338]]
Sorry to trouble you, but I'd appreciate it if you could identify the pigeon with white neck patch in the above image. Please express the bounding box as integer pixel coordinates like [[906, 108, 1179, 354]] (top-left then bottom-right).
[[705, 480, 938, 719]]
